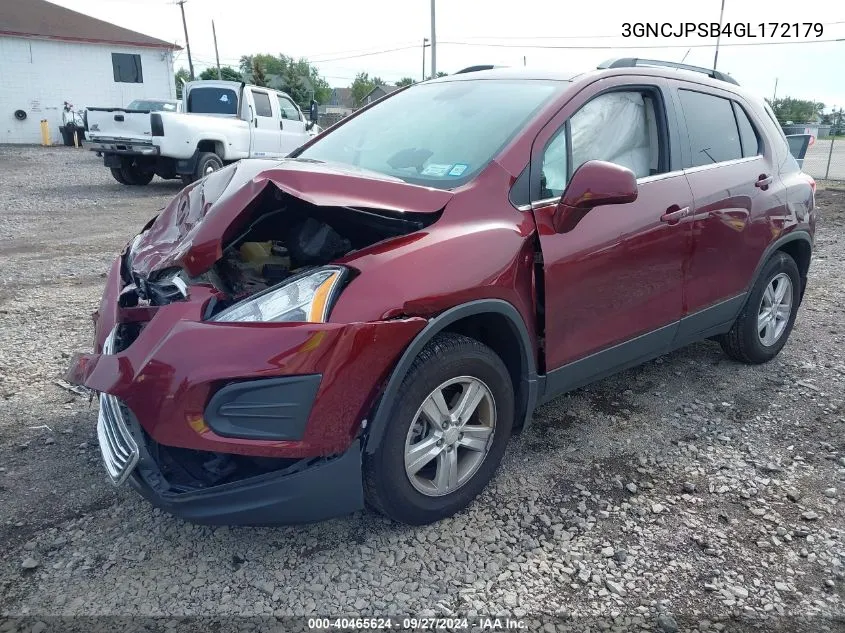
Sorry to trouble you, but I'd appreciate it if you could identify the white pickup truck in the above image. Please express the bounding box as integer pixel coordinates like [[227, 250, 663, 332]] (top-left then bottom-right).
[[86, 81, 319, 186]]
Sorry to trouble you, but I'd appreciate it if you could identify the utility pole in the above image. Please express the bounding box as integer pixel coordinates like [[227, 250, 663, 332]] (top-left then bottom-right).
[[430, 0, 436, 78], [523, 56, 526, 67], [176, 0, 194, 80], [422, 38, 429, 81], [712, 0, 726, 70], [772, 78, 778, 102], [212, 20, 221, 79]]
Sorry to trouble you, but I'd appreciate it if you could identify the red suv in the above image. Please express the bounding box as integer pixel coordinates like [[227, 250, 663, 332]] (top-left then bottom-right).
[[67, 59, 816, 526]]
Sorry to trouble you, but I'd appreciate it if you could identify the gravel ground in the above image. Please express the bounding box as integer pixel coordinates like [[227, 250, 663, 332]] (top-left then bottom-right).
[[0, 146, 844, 632]]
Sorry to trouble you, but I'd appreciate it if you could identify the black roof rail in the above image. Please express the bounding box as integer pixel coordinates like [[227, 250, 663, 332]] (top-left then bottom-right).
[[454, 64, 502, 74], [597, 58, 739, 86]]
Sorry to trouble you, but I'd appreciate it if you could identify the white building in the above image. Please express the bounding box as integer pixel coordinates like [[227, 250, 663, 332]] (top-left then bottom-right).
[[0, 0, 179, 144]]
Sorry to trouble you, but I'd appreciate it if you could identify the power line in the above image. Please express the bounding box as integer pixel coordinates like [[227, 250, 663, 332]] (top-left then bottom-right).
[[309, 45, 422, 63], [437, 37, 845, 50]]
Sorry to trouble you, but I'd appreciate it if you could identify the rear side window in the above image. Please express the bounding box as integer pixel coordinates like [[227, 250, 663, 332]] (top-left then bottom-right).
[[733, 103, 760, 157], [251, 91, 273, 117], [679, 89, 741, 167], [187, 88, 238, 115]]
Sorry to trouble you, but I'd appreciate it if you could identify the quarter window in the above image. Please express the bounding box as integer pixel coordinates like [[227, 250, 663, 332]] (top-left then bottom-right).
[[538, 90, 663, 200], [251, 91, 273, 117], [112, 53, 143, 83], [733, 102, 760, 157], [678, 90, 742, 167]]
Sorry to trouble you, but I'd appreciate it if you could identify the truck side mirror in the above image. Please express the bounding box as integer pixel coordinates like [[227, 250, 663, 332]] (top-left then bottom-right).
[[309, 100, 319, 123]]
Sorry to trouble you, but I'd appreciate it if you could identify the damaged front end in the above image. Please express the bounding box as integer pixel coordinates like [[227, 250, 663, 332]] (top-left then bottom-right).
[[67, 158, 442, 524]]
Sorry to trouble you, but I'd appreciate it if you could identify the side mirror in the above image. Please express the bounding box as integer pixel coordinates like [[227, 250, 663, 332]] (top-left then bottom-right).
[[553, 160, 638, 233], [309, 100, 319, 123]]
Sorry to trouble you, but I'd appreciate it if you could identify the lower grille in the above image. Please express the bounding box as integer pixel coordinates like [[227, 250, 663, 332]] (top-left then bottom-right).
[[96, 329, 139, 485]]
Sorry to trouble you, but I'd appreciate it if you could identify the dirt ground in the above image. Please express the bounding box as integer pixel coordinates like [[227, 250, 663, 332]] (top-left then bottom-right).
[[0, 146, 843, 632]]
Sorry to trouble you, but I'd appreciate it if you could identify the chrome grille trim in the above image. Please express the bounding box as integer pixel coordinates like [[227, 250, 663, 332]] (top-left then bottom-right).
[[96, 328, 139, 485]]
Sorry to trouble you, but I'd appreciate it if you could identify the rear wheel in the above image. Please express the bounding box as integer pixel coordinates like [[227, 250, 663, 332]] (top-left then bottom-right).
[[194, 152, 223, 181], [120, 165, 154, 186], [364, 333, 514, 525], [109, 167, 129, 185], [718, 251, 801, 364]]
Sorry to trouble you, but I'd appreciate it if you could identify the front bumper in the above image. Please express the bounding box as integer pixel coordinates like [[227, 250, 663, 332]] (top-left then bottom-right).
[[127, 444, 364, 525], [66, 256, 426, 460]]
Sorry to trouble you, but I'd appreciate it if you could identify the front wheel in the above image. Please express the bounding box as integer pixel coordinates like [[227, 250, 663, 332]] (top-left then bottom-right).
[[718, 251, 801, 364], [364, 333, 514, 525]]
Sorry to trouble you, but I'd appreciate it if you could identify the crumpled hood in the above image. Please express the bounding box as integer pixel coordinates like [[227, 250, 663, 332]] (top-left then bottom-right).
[[129, 158, 454, 278]]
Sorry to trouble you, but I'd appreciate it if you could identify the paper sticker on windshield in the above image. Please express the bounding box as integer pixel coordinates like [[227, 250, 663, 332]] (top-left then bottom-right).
[[449, 163, 468, 176], [421, 163, 452, 177]]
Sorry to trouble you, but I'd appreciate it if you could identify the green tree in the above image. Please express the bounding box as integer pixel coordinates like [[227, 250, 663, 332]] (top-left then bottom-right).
[[238, 53, 331, 105], [435, 71, 448, 78], [350, 72, 377, 106], [251, 58, 267, 87], [174, 67, 190, 98], [765, 97, 825, 123], [396, 77, 416, 87], [198, 66, 243, 81]]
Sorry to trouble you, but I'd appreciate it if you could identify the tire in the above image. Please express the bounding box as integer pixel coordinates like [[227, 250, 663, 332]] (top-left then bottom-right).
[[364, 333, 514, 525], [718, 251, 801, 364], [109, 167, 129, 185], [120, 165, 154, 186], [194, 152, 223, 181]]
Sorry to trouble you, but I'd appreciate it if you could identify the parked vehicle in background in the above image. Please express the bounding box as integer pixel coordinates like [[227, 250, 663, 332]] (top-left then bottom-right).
[[87, 81, 318, 186], [67, 59, 816, 527]]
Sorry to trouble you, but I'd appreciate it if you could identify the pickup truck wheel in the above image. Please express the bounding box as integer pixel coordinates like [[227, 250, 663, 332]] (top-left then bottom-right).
[[120, 165, 154, 186], [109, 168, 129, 185], [363, 333, 514, 525], [718, 251, 801, 364], [195, 152, 223, 180]]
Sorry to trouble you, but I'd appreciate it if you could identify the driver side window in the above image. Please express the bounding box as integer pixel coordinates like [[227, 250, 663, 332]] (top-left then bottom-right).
[[539, 89, 663, 200]]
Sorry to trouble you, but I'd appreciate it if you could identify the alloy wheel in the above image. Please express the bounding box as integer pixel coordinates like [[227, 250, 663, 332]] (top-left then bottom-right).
[[757, 272, 793, 346], [404, 376, 496, 497]]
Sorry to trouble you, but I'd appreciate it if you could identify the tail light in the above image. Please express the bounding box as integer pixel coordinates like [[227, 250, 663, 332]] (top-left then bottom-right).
[[807, 174, 816, 194]]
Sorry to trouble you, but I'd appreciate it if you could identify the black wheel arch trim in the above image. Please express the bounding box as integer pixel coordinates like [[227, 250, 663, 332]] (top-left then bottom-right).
[[749, 230, 812, 298], [363, 299, 539, 455]]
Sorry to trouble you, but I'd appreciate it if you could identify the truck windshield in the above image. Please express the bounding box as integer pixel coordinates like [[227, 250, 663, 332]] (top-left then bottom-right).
[[297, 79, 562, 189], [127, 100, 177, 112], [187, 87, 239, 115]]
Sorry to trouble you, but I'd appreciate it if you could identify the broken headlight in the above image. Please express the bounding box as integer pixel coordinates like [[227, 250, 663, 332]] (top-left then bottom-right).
[[212, 266, 346, 323]]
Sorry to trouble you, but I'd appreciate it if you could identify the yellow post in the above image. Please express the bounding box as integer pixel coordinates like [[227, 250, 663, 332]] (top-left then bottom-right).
[[40, 119, 50, 146]]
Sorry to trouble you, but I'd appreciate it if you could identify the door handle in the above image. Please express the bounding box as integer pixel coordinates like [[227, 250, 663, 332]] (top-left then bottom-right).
[[755, 174, 773, 189], [660, 205, 690, 225], [279, 120, 284, 130]]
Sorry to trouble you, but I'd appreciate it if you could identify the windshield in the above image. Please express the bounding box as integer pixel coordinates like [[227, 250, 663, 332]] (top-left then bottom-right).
[[187, 87, 239, 115], [297, 79, 561, 188], [127, 100, 177, 112]]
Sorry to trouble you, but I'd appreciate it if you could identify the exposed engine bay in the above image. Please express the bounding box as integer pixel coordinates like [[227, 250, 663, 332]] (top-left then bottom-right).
[[209, 187, 438, 301]]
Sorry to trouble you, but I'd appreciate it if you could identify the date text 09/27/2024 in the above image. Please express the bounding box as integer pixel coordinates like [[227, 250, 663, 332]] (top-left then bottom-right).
[[307, 617, 527, 630], [622, 22, 824, 38]]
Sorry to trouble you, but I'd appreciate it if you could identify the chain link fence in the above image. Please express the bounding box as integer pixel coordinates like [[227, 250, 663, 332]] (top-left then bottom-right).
[[801, 136, 845, 181]]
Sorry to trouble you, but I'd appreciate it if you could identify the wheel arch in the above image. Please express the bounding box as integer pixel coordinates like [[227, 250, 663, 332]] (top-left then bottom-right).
[[364, 299, 539, 455], [196, 138, 225, 157], [750, 230, 813, 302]]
